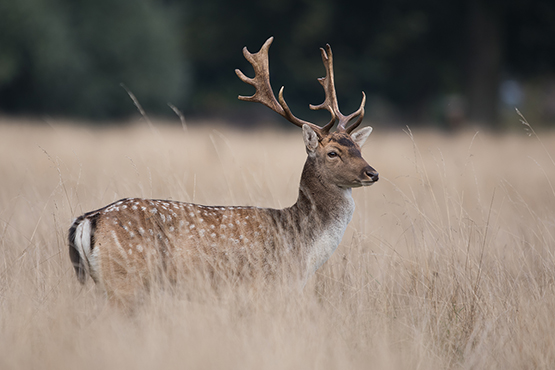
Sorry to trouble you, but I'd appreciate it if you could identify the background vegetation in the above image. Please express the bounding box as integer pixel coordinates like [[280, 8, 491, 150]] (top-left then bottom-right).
[[1, 118, 554, 368], [1, 0, 555, 127]]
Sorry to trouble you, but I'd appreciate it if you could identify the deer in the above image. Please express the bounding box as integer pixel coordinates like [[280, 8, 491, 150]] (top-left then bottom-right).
[[68, 37, 378, 306]]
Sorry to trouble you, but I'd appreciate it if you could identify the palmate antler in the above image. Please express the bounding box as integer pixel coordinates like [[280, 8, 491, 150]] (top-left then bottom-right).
[[235, 37, 366, 137]]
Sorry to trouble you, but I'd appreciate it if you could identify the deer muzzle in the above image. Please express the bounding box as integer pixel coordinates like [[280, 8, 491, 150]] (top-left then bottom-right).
[[361, 165, 379, 185]]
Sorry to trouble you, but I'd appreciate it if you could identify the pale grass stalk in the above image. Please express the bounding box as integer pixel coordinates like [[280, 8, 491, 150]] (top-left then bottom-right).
[[0, 120, 554, 368]]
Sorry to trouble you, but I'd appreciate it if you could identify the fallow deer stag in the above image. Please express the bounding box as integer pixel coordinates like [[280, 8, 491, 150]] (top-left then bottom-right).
[[69, 37, 378, 305]]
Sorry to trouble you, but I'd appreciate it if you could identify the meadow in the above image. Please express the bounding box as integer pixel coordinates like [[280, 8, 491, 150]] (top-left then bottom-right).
[[0, 117, 554, 369]]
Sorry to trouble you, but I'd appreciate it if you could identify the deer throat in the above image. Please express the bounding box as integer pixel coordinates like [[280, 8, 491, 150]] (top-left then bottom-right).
[[294, 162, 356, 278], [305, 187, 354, 276]]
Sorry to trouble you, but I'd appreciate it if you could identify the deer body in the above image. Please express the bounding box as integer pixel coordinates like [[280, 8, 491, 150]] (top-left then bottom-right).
[[69, 37, 378, 304]]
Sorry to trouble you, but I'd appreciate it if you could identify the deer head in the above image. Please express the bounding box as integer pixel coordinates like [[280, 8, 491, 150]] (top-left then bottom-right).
[[235, 37, 378, 189]]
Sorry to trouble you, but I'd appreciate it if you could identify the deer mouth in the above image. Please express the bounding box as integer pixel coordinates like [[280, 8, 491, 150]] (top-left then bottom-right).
[[360, 179, 377, 187], [339, 178, 377, 188]]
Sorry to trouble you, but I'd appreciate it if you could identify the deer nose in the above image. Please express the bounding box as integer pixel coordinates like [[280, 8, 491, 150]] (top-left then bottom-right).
[[364, 167, 379, 182]]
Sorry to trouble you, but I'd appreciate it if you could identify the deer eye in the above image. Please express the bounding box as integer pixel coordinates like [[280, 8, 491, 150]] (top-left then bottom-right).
[[327, 151, 338, 158]]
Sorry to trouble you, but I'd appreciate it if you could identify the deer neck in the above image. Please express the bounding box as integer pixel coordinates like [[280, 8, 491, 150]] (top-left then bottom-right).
[[295, 156, 354, 219], [285, 155, 355, 277]]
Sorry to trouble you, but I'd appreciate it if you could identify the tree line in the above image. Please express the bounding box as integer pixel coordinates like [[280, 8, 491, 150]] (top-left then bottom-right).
[[1, 0, 554, 128]]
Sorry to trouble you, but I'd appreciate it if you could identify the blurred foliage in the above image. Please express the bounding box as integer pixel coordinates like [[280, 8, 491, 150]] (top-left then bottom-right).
[[1, 0, 555, 126], [181, 0, 555, 127], [0, 0, 187, 119], [182, 0, 467, 121]]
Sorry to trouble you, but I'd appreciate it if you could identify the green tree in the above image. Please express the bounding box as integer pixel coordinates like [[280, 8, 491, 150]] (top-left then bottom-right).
[[180, 0, 555, 128], [0, 0, 188, 119]]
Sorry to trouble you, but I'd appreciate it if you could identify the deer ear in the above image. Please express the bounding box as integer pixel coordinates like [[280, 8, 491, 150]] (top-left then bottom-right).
[[302, 124, 319, 152], [350, 126, 373, 147]]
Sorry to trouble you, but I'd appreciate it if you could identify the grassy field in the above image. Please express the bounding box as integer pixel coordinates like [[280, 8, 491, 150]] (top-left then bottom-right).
[[0, 117, 554, 369]]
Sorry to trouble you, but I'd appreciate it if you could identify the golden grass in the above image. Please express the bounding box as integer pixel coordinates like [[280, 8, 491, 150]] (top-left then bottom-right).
[[1, 117, 554, 369]]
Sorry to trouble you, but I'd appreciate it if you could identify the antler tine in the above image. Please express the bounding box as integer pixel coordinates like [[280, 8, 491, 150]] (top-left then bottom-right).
[[309, 44, 366, 133], [235, 37, 322, 134], [235, 37, 284, 116], [309, 45, 339, 135], [345, 92, 366, 133]]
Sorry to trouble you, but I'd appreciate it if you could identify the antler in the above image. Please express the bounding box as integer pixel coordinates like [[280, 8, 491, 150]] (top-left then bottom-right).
[[235, 37, 323, 135], [235, 37, 366, 136], [310, 45, 366, 134]]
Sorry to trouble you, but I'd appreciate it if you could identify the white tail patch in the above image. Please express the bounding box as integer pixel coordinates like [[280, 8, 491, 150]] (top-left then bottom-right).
[[75, 218, 92, 264]]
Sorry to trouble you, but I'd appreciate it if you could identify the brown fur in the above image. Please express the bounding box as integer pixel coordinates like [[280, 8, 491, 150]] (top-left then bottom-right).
[[69, 130, 378, 306]]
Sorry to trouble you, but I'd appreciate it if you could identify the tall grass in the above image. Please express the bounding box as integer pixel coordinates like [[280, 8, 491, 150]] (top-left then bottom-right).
[[0, 119, 554, 369]]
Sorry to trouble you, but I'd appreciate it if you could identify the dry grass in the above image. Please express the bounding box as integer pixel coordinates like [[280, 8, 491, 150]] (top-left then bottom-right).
[[1, 117, 554, 369]]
